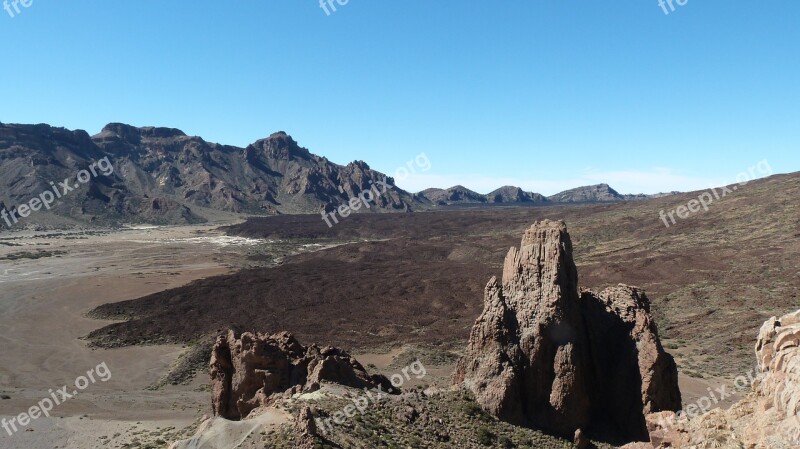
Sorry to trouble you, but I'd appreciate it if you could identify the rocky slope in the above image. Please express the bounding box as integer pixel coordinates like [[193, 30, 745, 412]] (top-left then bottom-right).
[[94, 124, 415, 216], [630, 310, 800, 448], [0, 122, 415, 228], [453, 220, 681, 444], [0, 123, 201, 228], [1, 121, 677, 228], [545, 183, 678, 203]]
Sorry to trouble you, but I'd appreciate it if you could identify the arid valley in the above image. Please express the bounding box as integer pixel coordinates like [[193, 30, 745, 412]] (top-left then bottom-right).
[[1, 172, 798, 448], [3, 3, 799, 447]]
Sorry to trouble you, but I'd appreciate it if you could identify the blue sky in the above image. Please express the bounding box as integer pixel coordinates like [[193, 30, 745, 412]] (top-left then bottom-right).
[[1, 1, 798, 195]]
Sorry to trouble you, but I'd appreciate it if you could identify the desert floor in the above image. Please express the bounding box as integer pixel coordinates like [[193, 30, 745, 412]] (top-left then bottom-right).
[[0, 212, 767, 448], [0, 225, 248, 448]]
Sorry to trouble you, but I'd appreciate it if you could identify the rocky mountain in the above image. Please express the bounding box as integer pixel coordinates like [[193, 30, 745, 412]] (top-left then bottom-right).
[[418, 183, 673, 207], [418, 185, 548, 206], [0, 123, 202, 228], [486, 186, 548, 203], [417, 185, 488, 205], [547, 183, 628, 203], [0, 122, 415, 229], [0, 121, 679, 229], [95, 124, 416, 216], [454, 220, 681, 443], [546, 183, 678, 203]]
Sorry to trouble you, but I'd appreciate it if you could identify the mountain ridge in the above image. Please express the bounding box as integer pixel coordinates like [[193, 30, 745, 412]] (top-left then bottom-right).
[[417, 183, 676, 206], [0, 122, 677, 229]]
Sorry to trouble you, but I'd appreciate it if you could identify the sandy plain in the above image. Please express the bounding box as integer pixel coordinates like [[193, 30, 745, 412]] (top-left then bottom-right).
[[0, 225, 248, 449]]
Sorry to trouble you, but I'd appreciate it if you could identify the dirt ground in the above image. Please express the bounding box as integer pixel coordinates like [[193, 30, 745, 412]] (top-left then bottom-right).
[[0, 225, 247, 449]]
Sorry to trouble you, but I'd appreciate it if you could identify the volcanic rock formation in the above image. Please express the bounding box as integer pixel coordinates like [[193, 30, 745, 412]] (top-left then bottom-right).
[[454, 220, 681, 443], [580, 285, 682, 440], [210, 330, 392, 420], [635, 310, 800, 448], [0, 123, 416, 227]]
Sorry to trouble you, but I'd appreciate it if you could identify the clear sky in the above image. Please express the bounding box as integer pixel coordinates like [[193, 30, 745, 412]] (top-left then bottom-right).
[[1, 1, 798, 195]]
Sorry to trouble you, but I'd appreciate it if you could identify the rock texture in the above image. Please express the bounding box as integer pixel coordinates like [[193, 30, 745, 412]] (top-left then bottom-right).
[[580, 285, 681, 440], [210, 330, 391, 420], [453, 220, 681, 442], [639, 310, 800, 448], [0, 123, 201, 228], [0, 123, 415, 228], [295, 406, 319, 449]]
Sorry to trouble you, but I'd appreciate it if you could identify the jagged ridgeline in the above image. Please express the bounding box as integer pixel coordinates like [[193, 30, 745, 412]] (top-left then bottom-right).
[[0, 123, 415, 227], [0, 122, 671, 229]]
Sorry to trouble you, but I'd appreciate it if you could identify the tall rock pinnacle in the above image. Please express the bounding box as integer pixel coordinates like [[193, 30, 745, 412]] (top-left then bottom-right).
[[454, 220, 681, 443]]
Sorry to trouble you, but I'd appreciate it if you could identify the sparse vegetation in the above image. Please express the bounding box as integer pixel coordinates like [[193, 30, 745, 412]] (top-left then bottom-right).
[[259, 390, 605, 449], [0, 250, 65, 260]]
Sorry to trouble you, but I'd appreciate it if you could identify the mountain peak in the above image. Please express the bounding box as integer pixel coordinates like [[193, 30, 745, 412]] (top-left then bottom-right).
[[249, 132, 311, 161], [487, 186, 548, 204], [548, 183, 623, 203], [98, 123, 187, 141]]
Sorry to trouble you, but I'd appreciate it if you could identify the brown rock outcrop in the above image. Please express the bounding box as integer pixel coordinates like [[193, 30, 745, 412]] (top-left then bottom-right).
[[210, 330, 391, 420], [454, 220, 681, 442], [581, 285, 681, 440], [642, 310, 800, 448]]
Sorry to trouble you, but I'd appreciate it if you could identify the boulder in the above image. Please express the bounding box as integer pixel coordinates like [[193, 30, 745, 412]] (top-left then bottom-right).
[[210, 330, 391, 420]]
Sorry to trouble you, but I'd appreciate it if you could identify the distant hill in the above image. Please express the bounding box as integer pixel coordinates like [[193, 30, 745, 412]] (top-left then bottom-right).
[[547, 183, 627, 203], [417, 186, 488, 205], [546, 183, 676, 203], [487, 186, 549, 204], [417, 183, 674, 206]]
